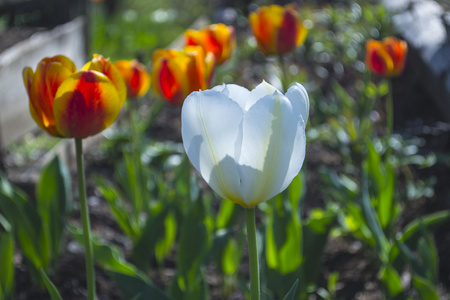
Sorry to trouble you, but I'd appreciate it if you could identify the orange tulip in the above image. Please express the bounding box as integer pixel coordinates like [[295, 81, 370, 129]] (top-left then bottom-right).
[[23, 54, 126, 138], [365, 37, 408, 77], [184, 23, 235, 65], [114, 59, 151, 98], [249, 4, 308, 55], [151, 46, 215, 106]]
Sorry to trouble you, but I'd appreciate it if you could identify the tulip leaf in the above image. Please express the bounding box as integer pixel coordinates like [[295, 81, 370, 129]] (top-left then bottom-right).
[[155, 213, 177, 264], [216, 199, 236, 229], [303, 208, 336, 285], [177, 199, 211, 280], [39, 269, 62, 300], [95, 176, 139, 240], [131, 204, 169, 270], [0, 175, 43, 268], [0, 214, 14, 299], [110, 271, 172, 300], [222, 237, 242, 275], [380, 265, 403, 296], [282, 279, 299, 300], [412, 275, 439, 300], [37, 155, 71, 263], [69, 225, 141, 276], [377, 164, 395, 229]]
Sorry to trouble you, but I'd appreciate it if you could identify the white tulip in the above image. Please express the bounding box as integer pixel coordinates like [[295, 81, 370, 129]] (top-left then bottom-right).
[[181, 80, 309, 208]]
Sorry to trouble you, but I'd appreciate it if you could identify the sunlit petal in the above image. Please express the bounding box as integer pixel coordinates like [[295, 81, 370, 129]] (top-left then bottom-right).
[[181, 89, 246, 206]]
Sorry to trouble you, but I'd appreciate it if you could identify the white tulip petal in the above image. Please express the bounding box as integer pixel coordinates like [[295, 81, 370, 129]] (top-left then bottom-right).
[[181, 81, 309, 208], [286, 83, 310, 125], [181, 90, 245, 205], [246, 80, 279, 110], [222, 84, 252, 110], [237, 91, 306, 207]]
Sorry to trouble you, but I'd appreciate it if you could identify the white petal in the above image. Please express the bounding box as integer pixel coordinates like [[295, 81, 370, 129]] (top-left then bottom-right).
[[237, 91, 306, 207], [181, 90, 245, 204], [212, 84, 251, 111], [246, 80, 279, 111], [286, 83, 309, 125]]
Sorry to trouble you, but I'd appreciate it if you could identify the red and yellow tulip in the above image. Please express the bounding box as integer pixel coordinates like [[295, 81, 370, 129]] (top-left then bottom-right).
[[23, 54, 126, 138], [365, 37, 408, 77], [249, 4, 308, 55], [151, 46, 215, 106], [114, 59, 151, 98], [184, 23, 235, 65]]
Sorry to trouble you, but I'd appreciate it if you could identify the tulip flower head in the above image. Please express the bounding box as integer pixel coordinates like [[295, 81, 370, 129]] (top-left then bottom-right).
[[114, 59, 151, 98], [365, 37, 408, 77], [181, 81, 309, 208], [184, 23, 236, 65], [151, 46, 215, 106], [23, 54, 126, 138], [249, 4, 308, 55]]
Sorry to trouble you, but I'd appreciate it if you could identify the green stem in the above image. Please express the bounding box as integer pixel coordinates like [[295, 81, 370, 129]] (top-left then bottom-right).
[[127, 99, 143, 214], [245, 207, 260, 300], [385, 80, 394, 159], [75, 138, 96, 300], [278, 54, 289, 92]]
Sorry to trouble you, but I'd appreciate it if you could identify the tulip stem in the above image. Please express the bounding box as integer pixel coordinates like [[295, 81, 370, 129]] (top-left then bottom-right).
[[245, 207, 260, 300], [385, 80, 394, 159], [278, 54, 289, 92], [127, 99, 144, 215], [75, 138, 96, 300]]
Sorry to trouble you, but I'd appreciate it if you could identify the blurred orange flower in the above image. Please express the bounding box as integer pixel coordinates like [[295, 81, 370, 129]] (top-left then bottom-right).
[[184, 23, 235, 65], [365, 37, 408, 77], [151, 46, 215, 106], [115, 59, 151, 99], [23, 54, 126, 138], [249, 4, 308, 55]]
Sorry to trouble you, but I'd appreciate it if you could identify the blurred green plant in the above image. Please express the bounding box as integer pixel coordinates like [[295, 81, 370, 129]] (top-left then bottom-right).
[[89, 0, 210, 62], [0, 156, 70, 299]]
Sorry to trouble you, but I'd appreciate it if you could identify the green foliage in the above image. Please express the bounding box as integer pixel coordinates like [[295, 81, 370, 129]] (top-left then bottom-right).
[[0, 214, 14, 300], [89, 0, 210, 62], [0, 156, 69, 297]]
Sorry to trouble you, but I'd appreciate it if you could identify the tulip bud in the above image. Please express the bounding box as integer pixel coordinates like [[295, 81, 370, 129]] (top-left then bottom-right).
[[365, 37, 408, 77], [184, 23, 235, 65], [114, 59, 151, 99], [23, 54, 126, 138], [249, 4, 308, 55], [151, 46, 215, 106]]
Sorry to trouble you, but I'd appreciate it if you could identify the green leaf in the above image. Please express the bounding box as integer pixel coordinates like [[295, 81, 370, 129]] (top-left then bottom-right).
[[177, 199, 211, 280], [417, 228, 438, 283], [265, 196, 302, 275], [37, 156, 71, 262], [0, 217, 14, 299], [69, 225, 141, 276], [110, 271, 172, 300], [222, 238, 241, 275], [400, 210, 450, 244], [95, 176, 139, 240], [412, 275, 439, 300], [216, 199, 236, 229], [282, 279, 299, 300], [131, 204, 168, 270], [377, 164, 395, 228], [303, 208, 336, 285], [155, 213, 177, 264], [367, 141, 385, 191], [361, 174, 389, 261], [380, 265, 403, 296], [288, 172, 305, 209], [0, 176, 43, 268], [39, 269, 62, 300]]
